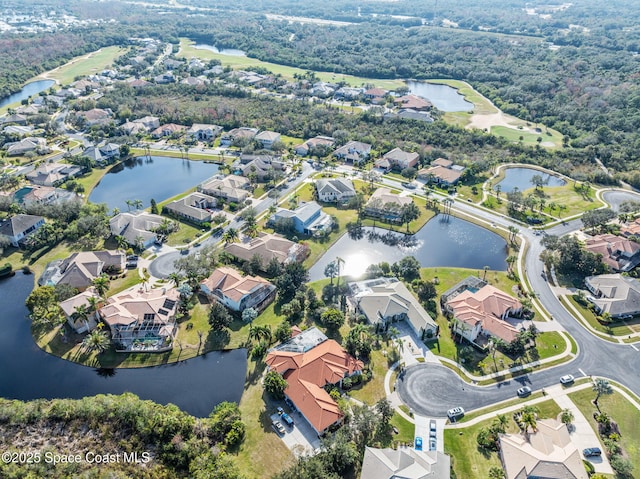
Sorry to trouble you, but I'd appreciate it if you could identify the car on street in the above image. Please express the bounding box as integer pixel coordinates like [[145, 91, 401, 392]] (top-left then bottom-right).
[[447, 407, 465, 420], [560, 374, 575, 385], [414, 437, 423, 451], [272, 420, 285, 435], [583, 447, 602, 457], [429, 420, 437, 438], [517, 386, 532, 397]]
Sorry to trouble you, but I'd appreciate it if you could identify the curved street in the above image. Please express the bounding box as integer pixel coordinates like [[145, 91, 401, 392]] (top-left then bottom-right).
[[399, 189, 640, 417]]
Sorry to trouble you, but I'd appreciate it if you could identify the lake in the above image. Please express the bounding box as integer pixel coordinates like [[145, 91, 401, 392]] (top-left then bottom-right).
[[0, 273, 246, 417], [406, 81, 474, 112], [0, 79, 55, 108], [309, 216, 507, 281], [88, 156, 219, 212], [495, 167, 566, 193], [193, 44, 247, 57]]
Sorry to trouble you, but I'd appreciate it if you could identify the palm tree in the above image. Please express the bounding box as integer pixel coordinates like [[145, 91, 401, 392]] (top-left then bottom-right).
[[222, 228, 239, 244], [592, 378, 613, 412], [82, 330, 110, 353], [506, 255, 517, 274], [508, 226, 519, 244], [489, 337, 507, 371], [324, 261, 338, 285], [482, 265, 490, 281], [73, 304, 90, 330], [249, 325, 272, 344], [168, 272, 183, 287], [92, 274, 110, 298], [115, 235, 129, 251], [133, 199, 144, 210], [125, 199, 133, 212], [335, 256, 345, 288]]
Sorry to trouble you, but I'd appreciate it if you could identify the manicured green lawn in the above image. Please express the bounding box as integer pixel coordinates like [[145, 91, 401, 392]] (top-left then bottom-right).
[[445, 399, 561, 479], [349, 348, 391, 405], [564, 295, 632, 337], [390, 412, 415, 445], [491, 125, 562, 148], [569, 388, 640, 470], [33, 46, 127, 86]]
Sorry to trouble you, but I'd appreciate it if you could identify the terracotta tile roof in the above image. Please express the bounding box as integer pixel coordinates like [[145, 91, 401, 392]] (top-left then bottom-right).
[[621, 219, 640, 238], [266, 338, 363, 433], [447, 284, 522, 343], [584, 233, 640, 272], [394, 94, 432, 110], [201, 267, 273, 302], [100, 287, 179, 328]]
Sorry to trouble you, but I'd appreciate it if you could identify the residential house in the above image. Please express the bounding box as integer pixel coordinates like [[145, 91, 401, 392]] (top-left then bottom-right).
[[220, 127, 259, 147], [254, 130, 281, 150], [361, 447, 450, 479], [16, 105, 41, 116], [99, 287, 180, 352], [375, 147, 420, 171], [13, 185, 76, 207], [163, 192, 216, 225], [334, 86, 364, 100], [315, 178, 356, 203], [269, 201, 333, 236], [151, 123, 186, 139], [83, 145, 104, 165], [294, 135, 335, 156], [181, 76, 205, 87], [77, 108, 113, 127], [309, 82, 336, 98], [417, 158, 465, 186], [394, 94, 432, 111], [584, 234, 640, 272], [265, 327, 364, 435], [187, 123, 223, 141], [39, 250, 125, 290], [99, 143, 121, 160], [121, 121, 147, 136], [224, 232, 309, 269], [442, 277, 523, 344], [0, 113, 28, 125], [59, 288, 101, 333], [200, 267, 276, 312], [0, 214, 45, 247], [198, 174, 250, 203], [363, 88, 388, 103], [499, 419, 588, 479], [132, 115, 160, 130], [364, 187, 413, 222], [239, 155, 285, 181], [620, 219, 640, 239], [5, 137, 48, 156], [154, 72, 175, 84], [387, 108, 434, 122], [3, 125, 34, 136], [26, 162, 83, 186], [128, 79, 152, 88], [350, 277, 438, 340], [109, 211, 164, 249], [333, 140, 372, 164], [585, 274, 640, 318]]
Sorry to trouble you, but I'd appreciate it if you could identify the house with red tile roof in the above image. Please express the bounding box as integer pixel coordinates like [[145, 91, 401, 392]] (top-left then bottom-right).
[[266, 327, 363, 435], [585, 233, 640, 272], [200, 267, 275, 312], [620, 218, 640, 239], [443, 279, 523, 344], [375, 147, 420, 171], [394, 94, 432, 111]]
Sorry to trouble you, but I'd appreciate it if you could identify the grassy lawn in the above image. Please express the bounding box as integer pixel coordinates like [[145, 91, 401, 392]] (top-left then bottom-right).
[[107, 269, 144, 295], [390, 411, 415, 445], [491, 125, 563, 148], [130, 147, 224, 162], [445, 399, 561, 479], [31, 46, 127, 86], [236, 359, 294, 479], [569, 388, 640, 470], [177, 38, 405, 89], [75, 166, 112, 196], [563, 295, 632, 337], [349, 348, 391, 405], [165, 219, 204, 246]]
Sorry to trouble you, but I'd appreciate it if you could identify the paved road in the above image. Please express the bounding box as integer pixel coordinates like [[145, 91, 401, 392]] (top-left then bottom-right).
[[399, 189, 640, 417]]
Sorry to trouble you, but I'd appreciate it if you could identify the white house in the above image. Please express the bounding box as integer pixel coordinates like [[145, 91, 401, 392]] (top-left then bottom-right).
[[200, 267, 276, 312], [0, 214, 45, 247], [315, 178, 356, 203]]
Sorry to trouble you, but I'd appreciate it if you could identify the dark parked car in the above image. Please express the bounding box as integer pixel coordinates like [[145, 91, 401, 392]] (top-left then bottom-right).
[[583, 447, 602, 457]]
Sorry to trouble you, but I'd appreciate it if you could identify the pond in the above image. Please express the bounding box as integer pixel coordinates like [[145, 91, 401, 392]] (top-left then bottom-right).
[[193, 44, 247, 57], [0, 79, 55, 108], [0, 273, 246, 417], [495, 167, 566, 194], [406, 81, 474, 112], [88, 156, 219, 213], [309, 216, 507, 281]]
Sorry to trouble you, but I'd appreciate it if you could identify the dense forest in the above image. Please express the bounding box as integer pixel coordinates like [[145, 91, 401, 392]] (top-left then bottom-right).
[[0, 394, 244, 479]]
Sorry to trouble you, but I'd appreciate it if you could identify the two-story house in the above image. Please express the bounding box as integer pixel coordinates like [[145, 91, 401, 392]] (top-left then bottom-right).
[[315, 178, 356, 204], [200, 267, 276, 312], [0, 214, 45, 247], [269, 201, 333, 236]]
